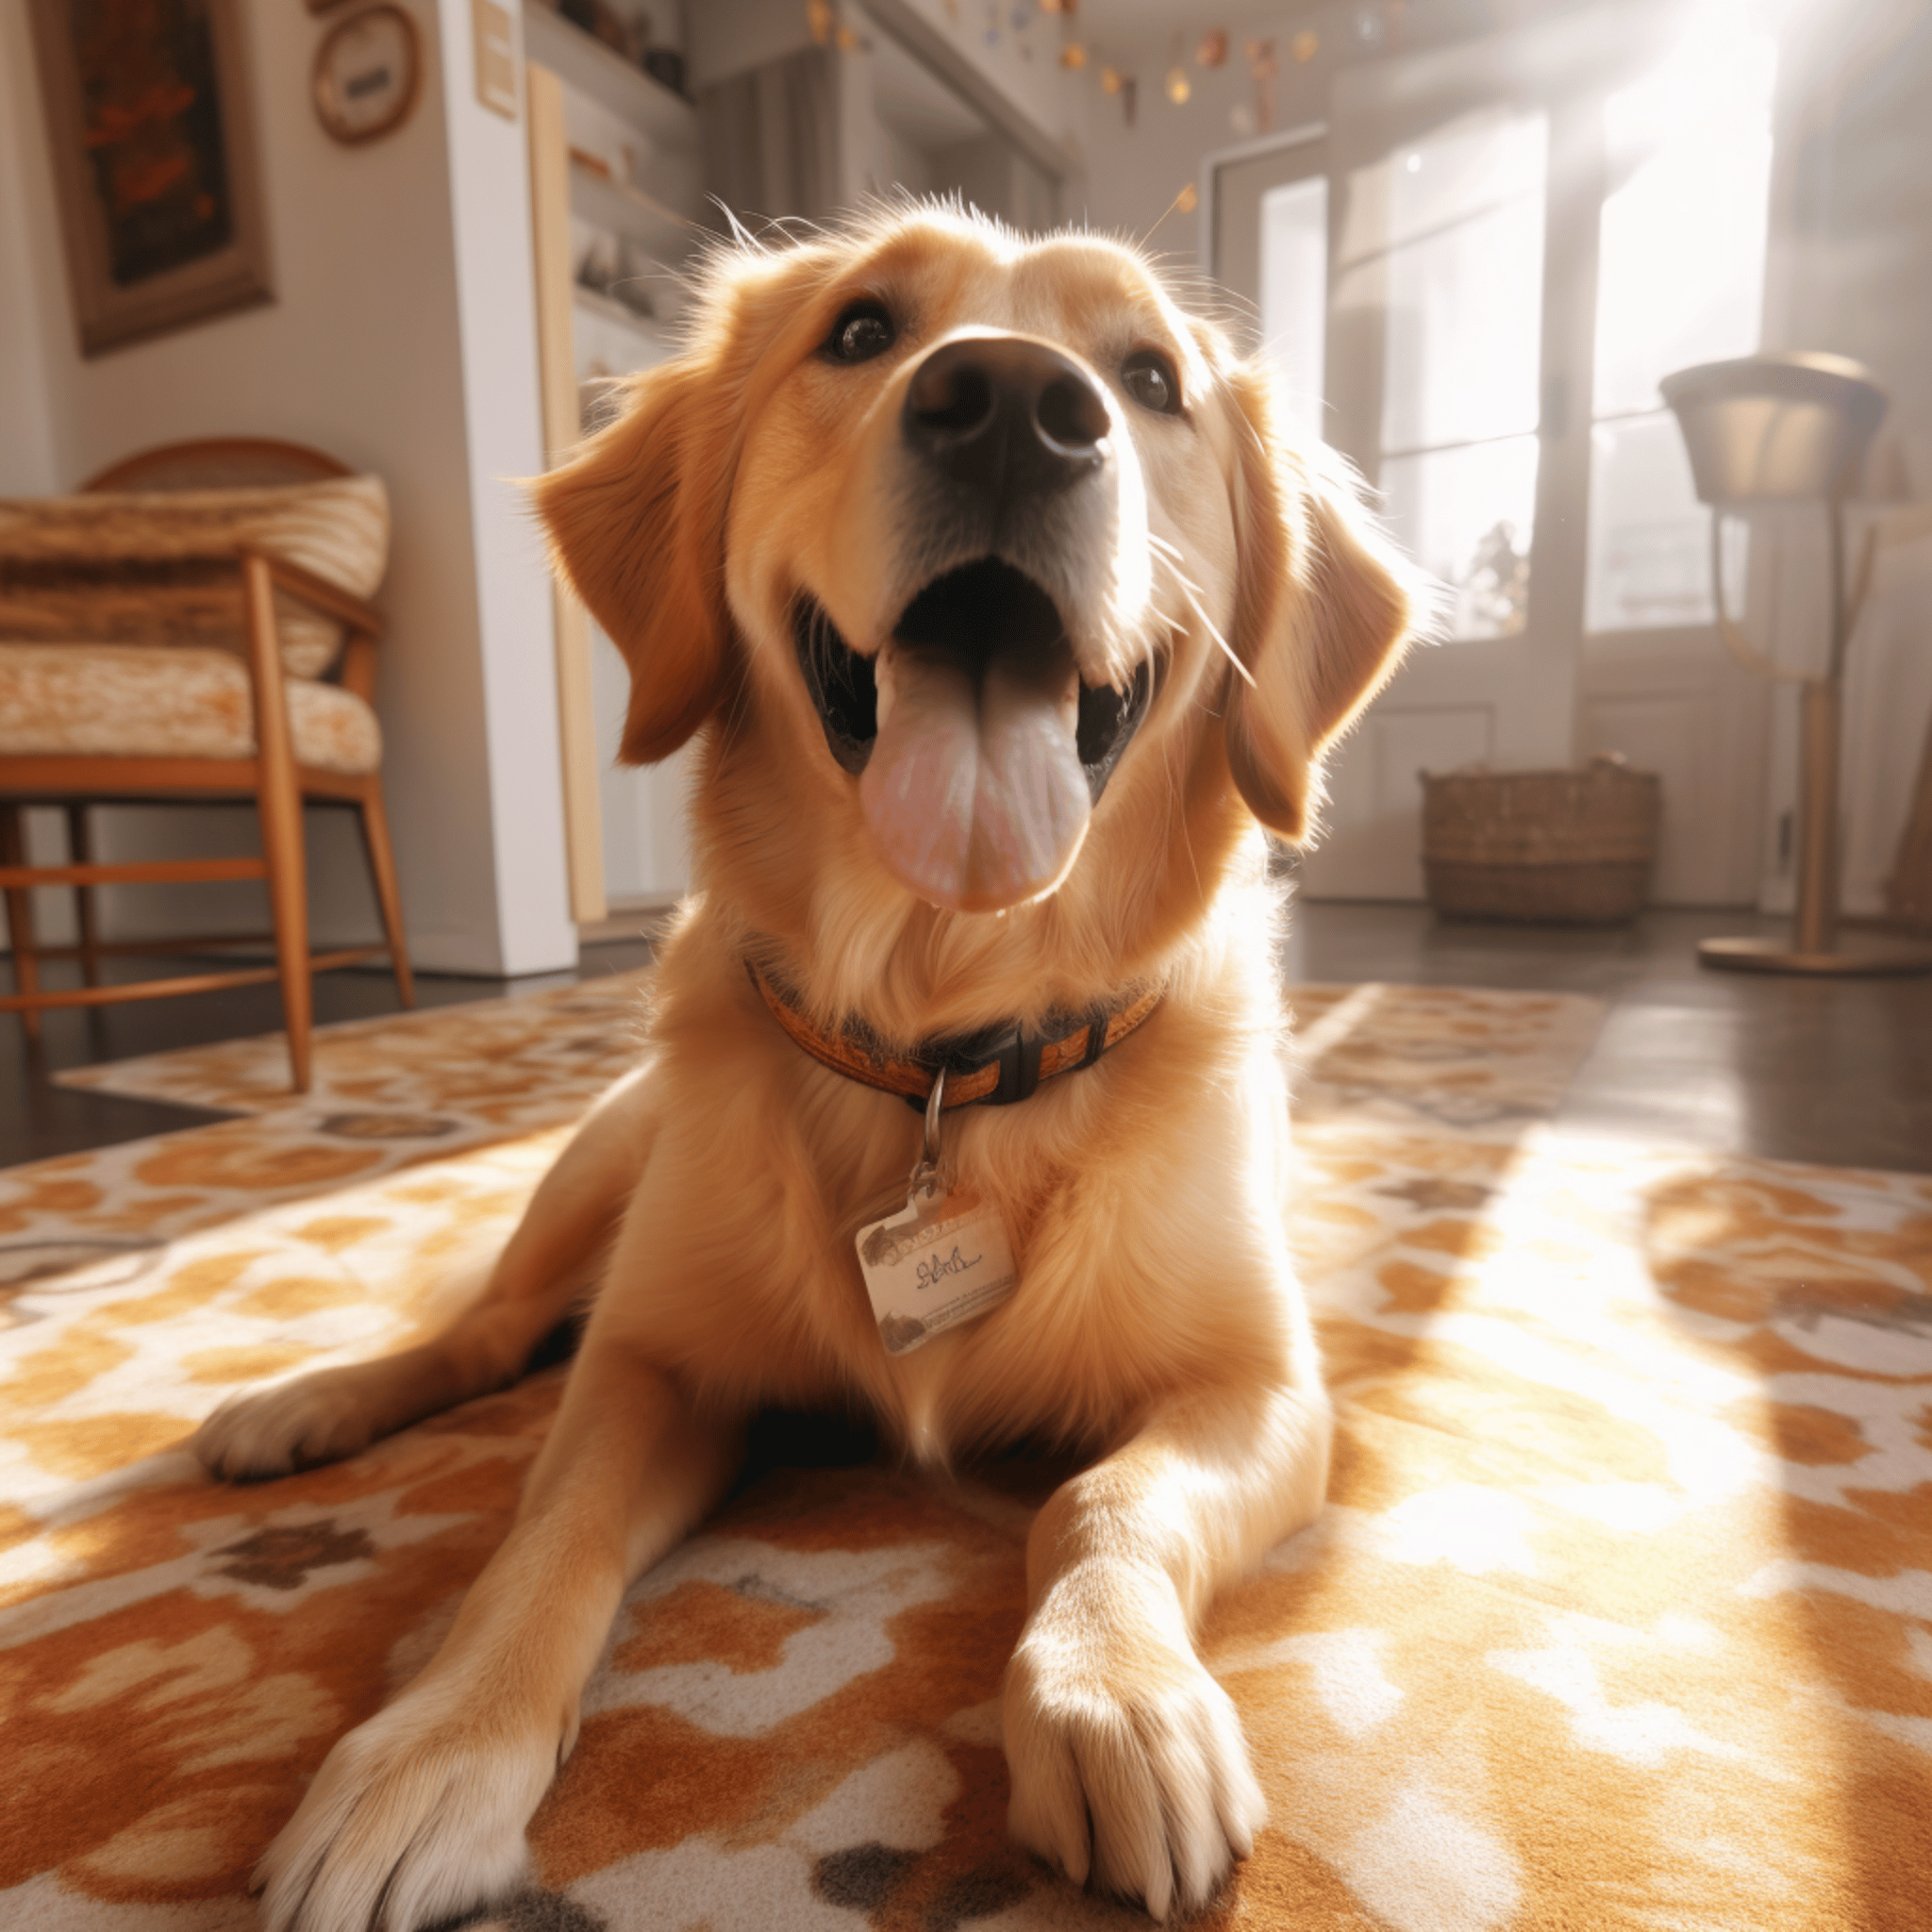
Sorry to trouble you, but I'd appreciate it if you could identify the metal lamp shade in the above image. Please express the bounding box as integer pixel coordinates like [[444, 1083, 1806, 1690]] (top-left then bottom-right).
[[1659, 352, 1888, 506]]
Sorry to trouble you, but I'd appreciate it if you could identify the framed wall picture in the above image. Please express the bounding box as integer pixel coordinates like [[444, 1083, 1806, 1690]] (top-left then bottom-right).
[[24, 0, 274, 358], [313, 6, 422, 146]]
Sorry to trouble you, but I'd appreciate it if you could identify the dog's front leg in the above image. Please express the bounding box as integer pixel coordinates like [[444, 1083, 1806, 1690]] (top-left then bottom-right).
[[258, 1338, 739, 1932], [1004, 1379, 1332, 1919]]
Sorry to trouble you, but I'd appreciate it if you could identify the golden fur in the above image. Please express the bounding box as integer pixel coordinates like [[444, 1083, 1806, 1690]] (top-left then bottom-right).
[[194, 203, 1419, 1928]]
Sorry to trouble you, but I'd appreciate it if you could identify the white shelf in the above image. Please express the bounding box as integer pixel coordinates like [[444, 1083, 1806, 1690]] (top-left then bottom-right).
[[525, 5, 698, 149], [568, 159, 691, 258], [573, 283, 667, 341]]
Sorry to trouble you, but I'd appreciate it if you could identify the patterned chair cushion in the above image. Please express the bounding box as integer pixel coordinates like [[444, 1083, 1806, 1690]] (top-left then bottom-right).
[[0, 475, 389, 677], [0, 644, 381, 775]]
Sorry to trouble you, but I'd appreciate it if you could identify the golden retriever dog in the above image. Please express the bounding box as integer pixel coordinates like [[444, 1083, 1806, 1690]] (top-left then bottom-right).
[[194, 201, 1418, 1928]]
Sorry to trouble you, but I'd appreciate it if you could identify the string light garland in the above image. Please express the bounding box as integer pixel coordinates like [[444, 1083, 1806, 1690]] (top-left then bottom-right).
[[793, 1, 1331, 137]]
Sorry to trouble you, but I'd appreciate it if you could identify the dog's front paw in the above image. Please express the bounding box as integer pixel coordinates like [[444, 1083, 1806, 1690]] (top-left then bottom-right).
[[1004, 1574, 1265, 1921], [258, 1686, 556, 1932], [194, 1365, 385, 1479]]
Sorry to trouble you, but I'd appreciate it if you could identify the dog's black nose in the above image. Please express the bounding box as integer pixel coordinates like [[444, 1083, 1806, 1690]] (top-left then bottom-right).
[[903, 337, 1110, 506]]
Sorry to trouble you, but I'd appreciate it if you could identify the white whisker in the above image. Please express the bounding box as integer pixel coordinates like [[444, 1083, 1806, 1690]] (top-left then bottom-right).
[[1152, 549, 1254, 688]]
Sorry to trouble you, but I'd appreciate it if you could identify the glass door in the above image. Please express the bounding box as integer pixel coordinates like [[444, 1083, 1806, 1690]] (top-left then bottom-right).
[[1308, 28, 1588, 900], [1574, 9, 1778, 906], [1210, 126, 1329, 448], [1212, 2, 1780, 904]]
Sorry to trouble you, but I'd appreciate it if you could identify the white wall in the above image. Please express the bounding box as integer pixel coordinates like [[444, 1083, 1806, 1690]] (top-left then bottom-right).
[[434, 0, 575, 974], [0, 0, 575, 975]]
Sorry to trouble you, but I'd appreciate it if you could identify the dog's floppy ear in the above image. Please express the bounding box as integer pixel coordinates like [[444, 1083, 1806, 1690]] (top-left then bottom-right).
[[1222, 362, 1422, 841], [532, 354, 736, 765]]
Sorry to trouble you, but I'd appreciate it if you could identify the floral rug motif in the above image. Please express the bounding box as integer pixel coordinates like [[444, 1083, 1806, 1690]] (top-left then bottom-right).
[[6, 980, 1602, 1301], [3, 984, 1929, 1931]]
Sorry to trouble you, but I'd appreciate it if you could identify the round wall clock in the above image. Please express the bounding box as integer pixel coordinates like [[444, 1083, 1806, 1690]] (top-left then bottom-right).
[[313, 5, 421, 145]]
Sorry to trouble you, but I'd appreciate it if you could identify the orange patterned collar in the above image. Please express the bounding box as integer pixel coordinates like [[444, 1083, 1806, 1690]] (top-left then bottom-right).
[[746, 960, 1161, 1111]]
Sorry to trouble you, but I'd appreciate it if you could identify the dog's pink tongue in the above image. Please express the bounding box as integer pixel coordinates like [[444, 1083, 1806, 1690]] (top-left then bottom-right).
[[861, 646, 1090, 911]]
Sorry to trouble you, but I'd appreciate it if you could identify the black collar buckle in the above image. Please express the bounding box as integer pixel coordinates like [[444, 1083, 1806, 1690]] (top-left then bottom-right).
[[907, 1019, 1044, 1108], [972, 1022, 1045, 1107]]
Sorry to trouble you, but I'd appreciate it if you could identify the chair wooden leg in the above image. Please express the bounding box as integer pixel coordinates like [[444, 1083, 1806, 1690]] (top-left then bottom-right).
[[1, 806, 43, 1043], [356, 779, 416, 1008], [244, 553, 313, 1092], [66, 805, 101, 988], [257, 780, 313, 1091]]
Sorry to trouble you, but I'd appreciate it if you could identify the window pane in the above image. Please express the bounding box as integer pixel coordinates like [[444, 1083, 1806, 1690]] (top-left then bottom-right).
[[1586, 410, 1746, 632], [1592, 17, 1775, 416], [1258, 175, 1328, 450], [1381, 435, 1539, 640], [1381, 186, 1545, 452]]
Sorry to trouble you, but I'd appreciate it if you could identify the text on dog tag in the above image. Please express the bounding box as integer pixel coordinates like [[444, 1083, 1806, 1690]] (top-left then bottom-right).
[[856, 1184, 1017, 1356]]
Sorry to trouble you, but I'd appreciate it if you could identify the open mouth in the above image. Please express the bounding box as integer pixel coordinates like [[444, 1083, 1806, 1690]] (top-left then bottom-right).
[[793, 562, 1154, 797], [794, 560, 1153, 911]]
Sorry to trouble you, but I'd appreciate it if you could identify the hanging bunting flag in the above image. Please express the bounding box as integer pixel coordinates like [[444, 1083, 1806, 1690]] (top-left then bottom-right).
[[1165, 66, 1191, 103], [1196, 29, 1228, 68], [1060, 42, 1087, 67], [1291, 28, 1320, 61]]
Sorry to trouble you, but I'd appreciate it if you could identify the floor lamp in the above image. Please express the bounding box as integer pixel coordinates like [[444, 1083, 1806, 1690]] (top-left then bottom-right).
[[1660, 351, 1932, 975]]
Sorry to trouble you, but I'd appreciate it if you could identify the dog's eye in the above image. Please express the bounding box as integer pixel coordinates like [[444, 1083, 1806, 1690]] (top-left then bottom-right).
[[1122, 349, 1181, 415], [825, 300, 896, 364]]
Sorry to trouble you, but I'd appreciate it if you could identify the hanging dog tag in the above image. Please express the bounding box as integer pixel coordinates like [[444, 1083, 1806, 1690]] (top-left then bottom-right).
[[856, 1071, 1018, 1356]]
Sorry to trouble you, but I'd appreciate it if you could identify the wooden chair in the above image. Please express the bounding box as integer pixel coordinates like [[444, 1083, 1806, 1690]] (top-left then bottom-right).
[[0, 438, 415, 1091]]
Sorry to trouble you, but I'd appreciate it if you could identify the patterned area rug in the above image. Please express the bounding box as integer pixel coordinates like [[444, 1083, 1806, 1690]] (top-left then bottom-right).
[[4, 981, 1929, 1931], [7, 978, 1602, 1289]]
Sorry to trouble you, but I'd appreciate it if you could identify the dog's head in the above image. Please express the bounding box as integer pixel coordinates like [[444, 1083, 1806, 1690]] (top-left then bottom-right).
[[536, 205, 1419, 939]]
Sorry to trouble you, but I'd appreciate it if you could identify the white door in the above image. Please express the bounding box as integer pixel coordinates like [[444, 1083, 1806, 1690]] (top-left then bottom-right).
[[1212, 2, 1780, 906]]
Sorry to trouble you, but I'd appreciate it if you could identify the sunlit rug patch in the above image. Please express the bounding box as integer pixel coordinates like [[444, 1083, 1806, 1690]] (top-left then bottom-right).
[[4, 985, 1928, 1929]]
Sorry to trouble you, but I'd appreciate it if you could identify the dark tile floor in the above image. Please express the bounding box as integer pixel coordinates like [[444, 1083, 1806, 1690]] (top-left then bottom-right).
[[1288, 903, 1932, 1173], [3, 904, 1928, 1174]]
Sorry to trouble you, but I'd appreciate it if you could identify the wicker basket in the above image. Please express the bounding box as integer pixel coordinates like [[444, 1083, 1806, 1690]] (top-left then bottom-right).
[[1422, 756, 1661, 925]]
